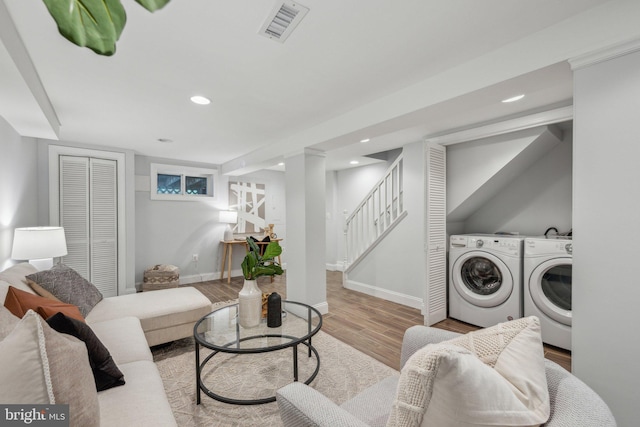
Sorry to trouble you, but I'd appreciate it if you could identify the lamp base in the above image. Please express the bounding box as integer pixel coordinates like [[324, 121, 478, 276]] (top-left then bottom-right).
[[223, 225, 234, 242], [29, 258, 54, 271]]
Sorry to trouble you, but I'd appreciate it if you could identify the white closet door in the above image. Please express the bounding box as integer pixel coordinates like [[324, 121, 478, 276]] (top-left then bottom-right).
[[425, 143, 447, 325], [59, 156, 118, 297], [89, 158, 118, 297], [60, 156, 90, 279]]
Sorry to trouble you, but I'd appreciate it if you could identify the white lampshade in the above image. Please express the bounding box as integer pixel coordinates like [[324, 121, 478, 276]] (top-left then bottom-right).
[[12, 227, 68, 264], [219, 210, 238, 224]]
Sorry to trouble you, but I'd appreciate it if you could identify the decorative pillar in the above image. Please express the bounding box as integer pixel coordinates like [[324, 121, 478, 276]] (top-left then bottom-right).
[[284, 148, 328, 314]]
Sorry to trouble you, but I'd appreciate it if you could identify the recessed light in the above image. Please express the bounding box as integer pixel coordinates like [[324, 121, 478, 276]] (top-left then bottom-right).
[[360, 138, 370, 143], [190, 95, 211, 105], [502, 94, 525, 103], [278, 162, 284, 166], [156, 138, 173, 143], [350, 160, 359, 165]]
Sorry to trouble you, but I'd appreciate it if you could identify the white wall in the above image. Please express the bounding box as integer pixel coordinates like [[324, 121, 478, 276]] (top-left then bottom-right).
[[135, 156, 286, 284], [464, 132, 573, 235], [0, 117, 38, 270], [572, 47, 640, 427], [326, 161, 393, 270], [346, 141, 426, 308]]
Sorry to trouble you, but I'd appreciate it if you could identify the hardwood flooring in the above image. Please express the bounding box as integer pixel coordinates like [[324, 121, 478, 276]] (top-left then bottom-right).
[[188, 270, 571, 372]]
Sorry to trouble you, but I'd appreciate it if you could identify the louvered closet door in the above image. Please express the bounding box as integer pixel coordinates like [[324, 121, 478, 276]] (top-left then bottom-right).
[[425, 143, 447, 325], [60, 156, 118, 297], [89, 158, 118, 297], [60, 156, 90, 279]]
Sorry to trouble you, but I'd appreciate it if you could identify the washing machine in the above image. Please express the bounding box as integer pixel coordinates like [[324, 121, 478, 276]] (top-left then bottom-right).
[[523, 237, 572, 350], [449, 234, 524, 328]]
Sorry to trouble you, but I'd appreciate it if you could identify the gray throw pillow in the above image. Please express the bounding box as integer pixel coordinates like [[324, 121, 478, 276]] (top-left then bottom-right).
[[26, 264, 103, 317]]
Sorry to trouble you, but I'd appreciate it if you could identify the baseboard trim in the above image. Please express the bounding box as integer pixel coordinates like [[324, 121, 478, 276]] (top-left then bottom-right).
[[313, 301, 329, 315], [326, 263, 345, 272], [180, 272, 222, 285], [344, 279, 423, 310]]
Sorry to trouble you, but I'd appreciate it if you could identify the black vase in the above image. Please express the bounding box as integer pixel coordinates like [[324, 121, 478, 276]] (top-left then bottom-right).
[[267, 292, 282, 328]]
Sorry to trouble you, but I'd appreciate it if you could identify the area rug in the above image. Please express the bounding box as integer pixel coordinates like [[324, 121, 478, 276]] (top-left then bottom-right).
[[153, 329, 398, 426]]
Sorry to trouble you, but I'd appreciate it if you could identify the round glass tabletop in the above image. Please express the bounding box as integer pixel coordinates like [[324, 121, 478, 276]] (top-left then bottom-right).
[[194, 300, 323, 353]]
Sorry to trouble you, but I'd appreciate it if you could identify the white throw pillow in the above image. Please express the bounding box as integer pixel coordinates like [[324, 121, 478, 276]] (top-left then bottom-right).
[[0, 310, 99, 427], [387, 316, 550, 427], [0, 309, 55, 404]]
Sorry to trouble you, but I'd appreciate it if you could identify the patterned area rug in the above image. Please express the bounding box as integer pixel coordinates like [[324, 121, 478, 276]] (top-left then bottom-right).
[[153, 328, 398, 426]]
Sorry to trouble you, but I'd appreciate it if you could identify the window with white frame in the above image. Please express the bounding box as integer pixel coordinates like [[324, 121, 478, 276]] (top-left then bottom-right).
[[150, 163, 217, 201]]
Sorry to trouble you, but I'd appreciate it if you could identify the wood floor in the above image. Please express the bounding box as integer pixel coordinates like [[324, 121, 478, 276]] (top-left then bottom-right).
[[189, 270, 571, 372]]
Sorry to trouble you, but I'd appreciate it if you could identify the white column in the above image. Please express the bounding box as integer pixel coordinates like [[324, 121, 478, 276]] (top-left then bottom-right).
[[571, 42, 640, 426], [285, 148, 328, 314]]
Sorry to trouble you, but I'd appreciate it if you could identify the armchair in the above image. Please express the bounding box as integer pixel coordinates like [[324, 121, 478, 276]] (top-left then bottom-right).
[[277, 325, 616, 427]]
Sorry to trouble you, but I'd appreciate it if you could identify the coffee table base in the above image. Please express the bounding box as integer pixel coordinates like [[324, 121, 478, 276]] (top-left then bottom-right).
[[196, 338, 320, 406]]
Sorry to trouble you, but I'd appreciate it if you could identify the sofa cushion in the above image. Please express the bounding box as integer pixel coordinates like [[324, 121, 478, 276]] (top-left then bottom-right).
[[98, 360, 177, 427], [0, 263, 38, 296], [26, 263, 103, 317], [387, 316, 549, 427], [341, 375, 400, 427], [46, 312, 125, 391], [89, 317, 153, 364], [86, 287, 212, 346], [4, 286, 85, 321], [0, 310, 99, 427]]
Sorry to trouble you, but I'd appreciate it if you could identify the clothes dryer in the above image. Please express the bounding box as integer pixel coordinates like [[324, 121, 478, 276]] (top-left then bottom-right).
[[449, 234, 524, 328], [523, 237, 572, 350]]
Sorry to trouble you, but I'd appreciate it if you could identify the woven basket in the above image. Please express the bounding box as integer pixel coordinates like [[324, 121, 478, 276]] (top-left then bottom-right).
[[143, 264, 180, 291]]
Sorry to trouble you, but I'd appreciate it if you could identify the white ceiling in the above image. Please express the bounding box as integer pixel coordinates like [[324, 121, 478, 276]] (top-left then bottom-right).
[[1, 0, 638, 173]]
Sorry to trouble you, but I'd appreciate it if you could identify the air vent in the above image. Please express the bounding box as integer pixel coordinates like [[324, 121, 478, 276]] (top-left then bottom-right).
[[259, 1, 309, 43]]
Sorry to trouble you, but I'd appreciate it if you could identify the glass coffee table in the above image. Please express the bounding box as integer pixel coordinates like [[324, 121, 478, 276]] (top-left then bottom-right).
[[194, 300, 322, 405]]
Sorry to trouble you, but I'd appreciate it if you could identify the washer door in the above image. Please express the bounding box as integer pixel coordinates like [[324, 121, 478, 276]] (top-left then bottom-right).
[[451, 251, 513, 308], [528, 258, 572, 326]]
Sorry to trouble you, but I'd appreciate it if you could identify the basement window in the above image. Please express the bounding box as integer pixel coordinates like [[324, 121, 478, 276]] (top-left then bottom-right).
[[150, 163, 217, 201]]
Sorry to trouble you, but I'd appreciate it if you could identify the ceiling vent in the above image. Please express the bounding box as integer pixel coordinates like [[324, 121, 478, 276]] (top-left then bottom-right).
[[259, 1, 309, 43]]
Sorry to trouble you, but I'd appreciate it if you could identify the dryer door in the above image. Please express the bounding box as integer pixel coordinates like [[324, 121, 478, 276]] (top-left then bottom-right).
[[451, 251, 513, 308], [528, 258, 572, 326]]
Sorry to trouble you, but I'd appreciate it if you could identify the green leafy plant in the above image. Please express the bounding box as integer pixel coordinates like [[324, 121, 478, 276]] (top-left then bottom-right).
[[42, 0, 171, 56], [241, 238, 284, 281]]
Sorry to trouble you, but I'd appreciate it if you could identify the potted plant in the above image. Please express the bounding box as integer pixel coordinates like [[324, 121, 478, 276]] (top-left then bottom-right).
[[238, 238, 283, 328]]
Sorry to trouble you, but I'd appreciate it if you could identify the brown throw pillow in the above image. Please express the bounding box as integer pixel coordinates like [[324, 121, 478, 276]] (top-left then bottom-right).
[[46, 312, 125, 391], [25, 264, 103, 317], [3, 286, 85, 322]]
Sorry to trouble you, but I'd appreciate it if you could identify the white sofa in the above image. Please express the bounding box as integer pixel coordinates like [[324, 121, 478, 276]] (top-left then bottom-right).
[[0, 262, 213, 426]]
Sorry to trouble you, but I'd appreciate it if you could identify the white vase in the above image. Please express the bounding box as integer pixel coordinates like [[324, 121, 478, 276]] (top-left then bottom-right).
[[238, 279, 262, 328]]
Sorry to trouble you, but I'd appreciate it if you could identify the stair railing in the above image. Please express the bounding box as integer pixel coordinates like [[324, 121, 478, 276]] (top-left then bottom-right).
[[344, 155, 406, 271]]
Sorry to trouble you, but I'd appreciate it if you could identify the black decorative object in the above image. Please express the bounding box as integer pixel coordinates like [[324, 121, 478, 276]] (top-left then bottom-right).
[[267, 292, 282, 327]]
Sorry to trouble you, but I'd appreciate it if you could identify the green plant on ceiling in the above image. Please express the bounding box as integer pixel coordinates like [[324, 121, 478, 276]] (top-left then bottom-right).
[[241, 238, 284, 281], [42, 0, 171, 56]]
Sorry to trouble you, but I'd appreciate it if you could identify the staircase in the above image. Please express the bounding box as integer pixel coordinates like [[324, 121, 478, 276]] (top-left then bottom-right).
[[344, 154, 407, 272]]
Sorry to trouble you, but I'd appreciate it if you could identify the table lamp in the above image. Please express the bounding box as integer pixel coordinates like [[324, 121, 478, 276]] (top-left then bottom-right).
[[11, 226, 68, 270], [219, 211, 238, 241]]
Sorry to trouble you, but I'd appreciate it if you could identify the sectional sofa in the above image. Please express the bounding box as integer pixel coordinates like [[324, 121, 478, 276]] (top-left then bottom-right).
[[0, 262, 213, 426]]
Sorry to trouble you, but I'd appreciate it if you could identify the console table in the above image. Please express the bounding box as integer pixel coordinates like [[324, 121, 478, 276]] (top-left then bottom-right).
[[219, 238, 283, 283]]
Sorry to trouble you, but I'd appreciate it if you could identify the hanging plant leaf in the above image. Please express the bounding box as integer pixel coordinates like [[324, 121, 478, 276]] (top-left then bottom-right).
[[134, 0, 171, 12], [42, 0, 127, 56]]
